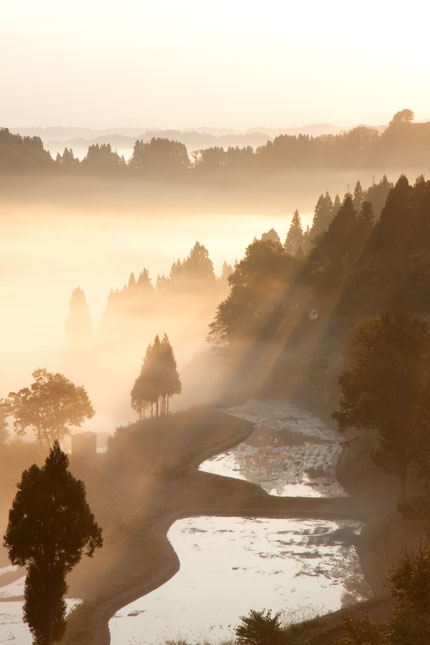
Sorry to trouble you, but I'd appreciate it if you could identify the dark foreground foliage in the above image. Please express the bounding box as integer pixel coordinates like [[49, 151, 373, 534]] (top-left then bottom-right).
[[3, 442, 103, 645], [336, 544, 430, 645], [333, 312, 430, 504], [235, 609, 284, 645]]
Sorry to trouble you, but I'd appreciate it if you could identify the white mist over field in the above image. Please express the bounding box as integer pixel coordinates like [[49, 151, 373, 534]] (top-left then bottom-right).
[[0, 208, 312, 435]]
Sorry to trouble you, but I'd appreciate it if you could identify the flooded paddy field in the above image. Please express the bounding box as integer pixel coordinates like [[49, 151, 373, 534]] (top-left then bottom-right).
[[109, 399, 368, 644]]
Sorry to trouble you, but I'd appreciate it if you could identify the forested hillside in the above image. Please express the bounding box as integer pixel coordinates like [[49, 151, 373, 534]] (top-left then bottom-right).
[[209, 175, 430, 412]]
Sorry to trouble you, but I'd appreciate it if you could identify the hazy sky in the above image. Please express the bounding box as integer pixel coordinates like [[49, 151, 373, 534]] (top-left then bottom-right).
[[2, 0, 429, 129]]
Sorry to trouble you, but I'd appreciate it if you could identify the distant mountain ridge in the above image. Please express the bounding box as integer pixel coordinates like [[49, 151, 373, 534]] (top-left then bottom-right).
[[10, 123, 344, 139]]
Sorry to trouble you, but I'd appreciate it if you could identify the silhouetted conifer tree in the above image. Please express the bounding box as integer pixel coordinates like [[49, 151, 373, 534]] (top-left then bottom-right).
[[221, 261, 234, 282], [56, 147, 78, 168], [353, 181, 363, 211], [183, 242, 215, 282], [165, 242, 216, 290], [65, 287, 92, 342], [310, 192, 334, 239], [284, 210, 304, 256], [131, 334, 181, 418], [261, 228, 281, 245], [332, 193, 341, 215], [3, 442, 102, 645], [81, 143, 124, 172], [159, 333, 182, 415], [137, 268, 154, 293], [364, 175, 393, 218]]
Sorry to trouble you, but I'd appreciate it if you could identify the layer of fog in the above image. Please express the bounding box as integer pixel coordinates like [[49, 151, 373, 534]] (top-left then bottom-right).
[[1, 165, 423, 438], [0, 207, 311, 437]]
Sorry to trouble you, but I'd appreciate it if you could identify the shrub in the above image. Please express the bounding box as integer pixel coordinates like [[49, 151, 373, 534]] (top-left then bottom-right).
[[235, 609, 284, 645]]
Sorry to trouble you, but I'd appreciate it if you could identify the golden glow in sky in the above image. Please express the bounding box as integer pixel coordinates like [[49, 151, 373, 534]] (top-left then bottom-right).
[[2, 0, 430, 128]]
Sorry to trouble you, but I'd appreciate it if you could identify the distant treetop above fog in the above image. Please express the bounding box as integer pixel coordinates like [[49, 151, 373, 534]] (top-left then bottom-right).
[[2, 110, 429, 174], [65, 287, 92, 343]]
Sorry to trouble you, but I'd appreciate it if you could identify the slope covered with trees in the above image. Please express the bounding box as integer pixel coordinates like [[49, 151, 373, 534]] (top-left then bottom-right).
[[333, 313, 430, 504], [210, 175, 430, 349], [0, 128, 53, 171]]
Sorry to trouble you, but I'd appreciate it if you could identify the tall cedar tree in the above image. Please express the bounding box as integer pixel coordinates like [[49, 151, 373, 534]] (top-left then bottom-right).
[[3, 442, 102, 645], [131, 334, 181, 418], [65, 287, 92, 342], [310, 192, 334, 239], [353, 180, 363, 211], [284, 210, 304, 256], [3, 369, 94, 448], [261, 228, 281, 245], [333, 312, 430, 503], [305, 195, 374, 311]]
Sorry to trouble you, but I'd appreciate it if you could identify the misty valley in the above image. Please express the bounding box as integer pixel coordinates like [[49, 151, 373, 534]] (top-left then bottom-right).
[[3, 156, 430, 645], [2, 5, 430, 638]]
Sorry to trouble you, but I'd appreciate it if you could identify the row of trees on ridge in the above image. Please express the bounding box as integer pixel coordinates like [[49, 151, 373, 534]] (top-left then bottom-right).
[[3, 110, 429, 173]]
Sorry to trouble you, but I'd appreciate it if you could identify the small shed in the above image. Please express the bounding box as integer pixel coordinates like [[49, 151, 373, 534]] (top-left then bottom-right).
[[71, 430, 97, 459]]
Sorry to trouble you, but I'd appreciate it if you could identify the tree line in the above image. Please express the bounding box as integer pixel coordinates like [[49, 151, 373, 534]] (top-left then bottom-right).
[[209, 174, 429, 346], [105, 240, 229, 313], [2, 110, 430, 175], [64, 241, 233, 343], [66, 181, 392, 344]]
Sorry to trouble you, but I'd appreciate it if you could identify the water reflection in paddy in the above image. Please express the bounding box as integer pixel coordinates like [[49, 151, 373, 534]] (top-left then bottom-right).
[[110, 516, 366, 645], [200, 399, 346, 498], [110, 399, 367, 644]]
